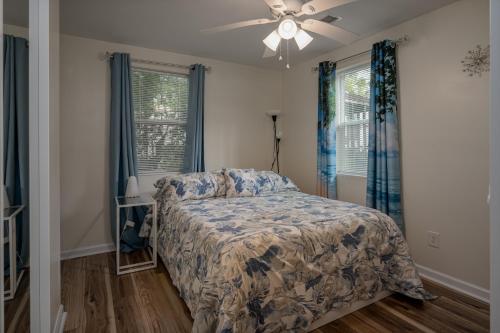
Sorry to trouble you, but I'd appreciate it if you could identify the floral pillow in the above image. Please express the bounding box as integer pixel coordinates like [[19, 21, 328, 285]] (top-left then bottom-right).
[[154, 171, 226, 203], [224, 169, 257, 197], [254, 170, 299, 194]]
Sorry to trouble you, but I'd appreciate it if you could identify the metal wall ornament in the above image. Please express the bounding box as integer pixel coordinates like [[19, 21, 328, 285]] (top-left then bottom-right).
[[462, 44, 490, 77]]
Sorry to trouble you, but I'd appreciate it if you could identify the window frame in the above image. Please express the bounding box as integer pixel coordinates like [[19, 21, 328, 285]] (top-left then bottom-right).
[[131, 66, 190, 176], [335, 61, 371, 178]]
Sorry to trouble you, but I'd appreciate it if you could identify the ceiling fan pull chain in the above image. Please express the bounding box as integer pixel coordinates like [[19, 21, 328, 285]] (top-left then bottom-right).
[[286, 40, 290, 69], [279, 41, 283, 61]]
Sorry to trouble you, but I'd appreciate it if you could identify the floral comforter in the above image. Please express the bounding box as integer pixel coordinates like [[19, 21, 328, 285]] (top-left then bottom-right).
[[154, 191, 431, 333]]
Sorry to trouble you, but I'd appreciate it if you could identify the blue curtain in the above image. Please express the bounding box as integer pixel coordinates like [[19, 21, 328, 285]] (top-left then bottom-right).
[[366, 40, 404, 233], [3, 35, 29, 270], [109, 53, 146, 252], [317, 61, 337, 199], [183, 64, 205, 173]]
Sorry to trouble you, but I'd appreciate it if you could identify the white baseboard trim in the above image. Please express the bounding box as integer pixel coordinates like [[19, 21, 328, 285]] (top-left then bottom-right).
[[53, 305, 67, 333], [416, 264, 490, 303], [61, 243, 115, 261]]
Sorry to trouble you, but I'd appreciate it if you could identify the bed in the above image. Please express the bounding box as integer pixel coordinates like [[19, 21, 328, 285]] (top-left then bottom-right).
[[142, 169, 432, 333]]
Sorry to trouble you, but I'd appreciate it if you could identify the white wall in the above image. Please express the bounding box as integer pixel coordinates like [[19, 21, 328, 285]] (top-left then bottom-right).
[[281, 0, 490, 290], [60, 34, 282, 252], [490, 0, 499, 329]]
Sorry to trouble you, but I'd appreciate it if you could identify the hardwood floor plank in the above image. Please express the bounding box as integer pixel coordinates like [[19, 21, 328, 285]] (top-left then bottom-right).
[[321, 319, 360, 333], [83, 254, 117, 333], [374, 301, 437, 333], [350, 310, 397, 333], [156, 269, 193, 332], [106, 254, 146, 333], [4, 271, 30, 333], [62, 257, 87, 331], [5, 275, 30, 333], [324, 311, 392, 333], [423, 279, 489, 314], [356, 302, 430, 333], [131, 268, 187, 332], [383, 295, 488, 333], [102, 258, 118, 333], [431, 294, 490, 329]]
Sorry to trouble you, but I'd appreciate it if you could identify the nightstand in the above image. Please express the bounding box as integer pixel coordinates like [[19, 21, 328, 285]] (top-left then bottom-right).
[[3, 205, 25, 300], [115, 194, 157, 275]]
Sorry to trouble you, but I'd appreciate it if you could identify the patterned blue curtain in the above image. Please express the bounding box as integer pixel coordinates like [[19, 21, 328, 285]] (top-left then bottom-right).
[[366, 40, 404, 233], [3, 35, 29, 270], [317, 61, 337, 199], [110, 53, 146, 252], [183, 64, 205, 173]]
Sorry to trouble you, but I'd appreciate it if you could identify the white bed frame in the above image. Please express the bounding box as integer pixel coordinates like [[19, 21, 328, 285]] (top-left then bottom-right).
[[307, 290, 393, 331]]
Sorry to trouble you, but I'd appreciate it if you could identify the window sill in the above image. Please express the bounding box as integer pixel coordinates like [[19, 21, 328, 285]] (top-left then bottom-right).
[[336, 173, 367, 179]]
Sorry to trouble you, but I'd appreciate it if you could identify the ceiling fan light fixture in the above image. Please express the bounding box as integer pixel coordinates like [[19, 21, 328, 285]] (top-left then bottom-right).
[[263, 30, 281, 52], [278, 18, 298, 40], [294, 29, 313, 50]]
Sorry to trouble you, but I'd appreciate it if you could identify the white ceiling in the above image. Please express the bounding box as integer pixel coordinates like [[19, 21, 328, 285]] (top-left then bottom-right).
[[5, 0, 457, 69]]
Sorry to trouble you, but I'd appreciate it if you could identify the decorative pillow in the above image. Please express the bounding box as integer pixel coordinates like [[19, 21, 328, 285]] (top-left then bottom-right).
[[253, 171, 275, 194], [253, 170, 299, 194], [154, 171, 225, 202], [269, 173, 300, 192], [224, 169, 257, 197]]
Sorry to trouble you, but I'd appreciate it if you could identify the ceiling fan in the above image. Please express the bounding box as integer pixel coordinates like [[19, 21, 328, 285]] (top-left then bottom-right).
[[202, 0, 359, 67]]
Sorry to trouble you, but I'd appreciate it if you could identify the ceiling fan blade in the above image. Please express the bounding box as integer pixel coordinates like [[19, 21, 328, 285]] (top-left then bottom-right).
[[263, 0, 287, 13], [263, 47, 277, 58], [300, 19, 358, 44], [300, 0, 357, 16], [201, 18, 278, 34]]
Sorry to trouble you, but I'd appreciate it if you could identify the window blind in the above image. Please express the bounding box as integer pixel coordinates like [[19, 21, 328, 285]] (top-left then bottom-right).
[[132, 68, 189, 175], [336, 64, 371, 176]]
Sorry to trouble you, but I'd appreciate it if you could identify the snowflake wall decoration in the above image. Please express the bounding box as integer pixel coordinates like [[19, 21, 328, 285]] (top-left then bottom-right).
[[462, 44, 490, 77]]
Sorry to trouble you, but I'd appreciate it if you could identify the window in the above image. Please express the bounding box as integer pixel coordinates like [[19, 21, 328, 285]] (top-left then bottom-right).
[[132, 68, 189, 175], [336, 63, 371, 176]]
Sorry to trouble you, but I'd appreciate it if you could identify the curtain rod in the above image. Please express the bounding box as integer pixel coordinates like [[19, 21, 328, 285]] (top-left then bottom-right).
[[311, 35, 409, 72], [103, 52, 211, 72]]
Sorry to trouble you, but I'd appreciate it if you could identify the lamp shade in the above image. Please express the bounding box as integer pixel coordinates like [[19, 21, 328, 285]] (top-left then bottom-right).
[[263, 30, 281, 52], [294, 29, 313, 50], [125, 176, 140, 198]]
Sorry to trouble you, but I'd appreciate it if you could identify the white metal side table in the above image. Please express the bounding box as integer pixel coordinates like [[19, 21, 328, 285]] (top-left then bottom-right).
[[3, 205, 25, 300], [115, 194, 157, 275]]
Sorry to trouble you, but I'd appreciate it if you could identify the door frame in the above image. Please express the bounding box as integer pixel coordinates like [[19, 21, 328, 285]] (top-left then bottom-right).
[[491, 1, 500, 331], [29, 0, 63, 332]]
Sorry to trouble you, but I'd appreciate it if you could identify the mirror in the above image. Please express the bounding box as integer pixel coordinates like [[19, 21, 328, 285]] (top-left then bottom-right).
[[4, 0, 30, 331]]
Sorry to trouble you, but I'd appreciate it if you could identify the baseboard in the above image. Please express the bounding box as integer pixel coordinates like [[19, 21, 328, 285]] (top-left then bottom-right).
[[61, 243, 115, 261], [53, 305, 67, 333], [416, 264, 490, 303]]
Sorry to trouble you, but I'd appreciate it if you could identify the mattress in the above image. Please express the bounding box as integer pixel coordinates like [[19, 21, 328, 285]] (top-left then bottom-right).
[[153, 190, 432, 332]]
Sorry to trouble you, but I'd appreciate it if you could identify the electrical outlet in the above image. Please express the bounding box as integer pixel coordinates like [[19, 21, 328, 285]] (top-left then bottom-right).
[[427, 231, 440, 248]]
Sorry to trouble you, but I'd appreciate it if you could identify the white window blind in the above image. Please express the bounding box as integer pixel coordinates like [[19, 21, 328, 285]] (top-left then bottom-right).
[[336, 63, 371, 176], [132, 68, 189, 175]]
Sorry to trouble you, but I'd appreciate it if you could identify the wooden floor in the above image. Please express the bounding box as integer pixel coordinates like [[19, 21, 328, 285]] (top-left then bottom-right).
[[56, 251, 490, 333], [4, 271, 30, 333]]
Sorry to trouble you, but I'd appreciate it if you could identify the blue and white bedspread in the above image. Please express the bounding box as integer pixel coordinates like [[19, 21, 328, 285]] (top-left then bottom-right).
[[154, 190, 432, 333]]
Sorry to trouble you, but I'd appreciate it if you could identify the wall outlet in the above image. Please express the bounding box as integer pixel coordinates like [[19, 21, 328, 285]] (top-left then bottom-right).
[[427, 231, 440, 248]]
